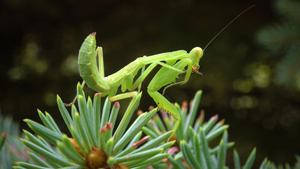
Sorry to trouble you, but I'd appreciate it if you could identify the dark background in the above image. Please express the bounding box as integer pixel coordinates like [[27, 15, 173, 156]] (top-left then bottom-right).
[[1, 0, 299, 167]]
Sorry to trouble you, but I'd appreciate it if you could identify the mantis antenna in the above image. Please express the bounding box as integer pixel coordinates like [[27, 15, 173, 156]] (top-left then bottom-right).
[[203, 5, 255, 51]]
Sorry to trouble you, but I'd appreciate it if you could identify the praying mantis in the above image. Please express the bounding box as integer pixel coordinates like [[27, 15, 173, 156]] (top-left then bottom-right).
[[77, 6, 255, 133], [78, 33, 202, 132]]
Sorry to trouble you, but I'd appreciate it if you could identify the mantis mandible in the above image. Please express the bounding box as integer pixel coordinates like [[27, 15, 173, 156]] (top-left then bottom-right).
[[77, 5, 254, 133]]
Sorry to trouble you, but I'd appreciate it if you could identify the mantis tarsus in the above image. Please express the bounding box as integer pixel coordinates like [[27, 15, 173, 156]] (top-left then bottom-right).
[[77, 5, 255, 133]]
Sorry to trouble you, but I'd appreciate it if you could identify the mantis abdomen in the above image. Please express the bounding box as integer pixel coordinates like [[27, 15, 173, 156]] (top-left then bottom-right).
[[78, 33, 110, 92]]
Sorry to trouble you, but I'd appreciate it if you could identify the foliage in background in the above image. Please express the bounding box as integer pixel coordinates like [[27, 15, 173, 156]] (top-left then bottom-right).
[[257, 0, 300, 90], [260, 156, 300, 169], [0, 111, 28, 169]]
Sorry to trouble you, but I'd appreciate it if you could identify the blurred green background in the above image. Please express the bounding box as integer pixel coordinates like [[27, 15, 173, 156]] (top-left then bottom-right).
[[1, 0, 299, 167]]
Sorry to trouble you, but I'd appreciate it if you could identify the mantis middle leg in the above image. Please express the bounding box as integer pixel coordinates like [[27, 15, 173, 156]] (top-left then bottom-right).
[[129, 61, 186, 91]]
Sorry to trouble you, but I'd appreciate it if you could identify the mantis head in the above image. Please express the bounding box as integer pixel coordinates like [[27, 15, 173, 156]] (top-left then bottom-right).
[[189, 47, 203, 74]]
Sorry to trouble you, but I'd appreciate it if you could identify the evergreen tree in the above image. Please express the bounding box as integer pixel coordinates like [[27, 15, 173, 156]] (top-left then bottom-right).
[[257, 0, 300, 89]]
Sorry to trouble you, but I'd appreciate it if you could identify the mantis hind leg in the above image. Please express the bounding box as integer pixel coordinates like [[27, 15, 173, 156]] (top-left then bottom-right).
[[64, 81, 86, 107], [148, 90, 180, 133], [97, 47, 105, 77]]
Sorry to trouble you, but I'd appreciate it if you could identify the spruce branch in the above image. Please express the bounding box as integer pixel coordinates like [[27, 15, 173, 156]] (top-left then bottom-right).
[[16, 83, 173, 169], [0, 112, 29, 169], [256, 0, 300, 88]]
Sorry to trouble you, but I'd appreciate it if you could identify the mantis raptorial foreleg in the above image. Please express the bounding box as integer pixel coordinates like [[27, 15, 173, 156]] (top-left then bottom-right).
[[147, 57, 197, 132]]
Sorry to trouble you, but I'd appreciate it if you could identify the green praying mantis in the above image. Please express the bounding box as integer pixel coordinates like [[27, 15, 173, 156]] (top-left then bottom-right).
[[77, 6, 254, 134], [78, 33, 202, 132]]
